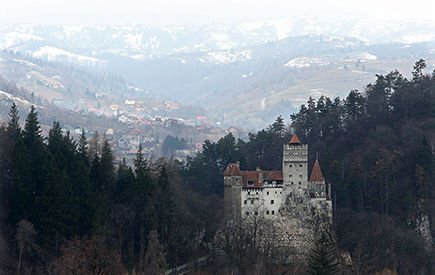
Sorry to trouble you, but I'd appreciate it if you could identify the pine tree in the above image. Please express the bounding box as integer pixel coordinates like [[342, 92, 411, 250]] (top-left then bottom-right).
[[155, 165, 175, 246], [77, 129, 88, 163], [100, 139, 116, 196], [116, 159, 135, 205], [306, 232, 340, 275], [2, 103, 21, 208], [10, 106, 47, 225], [74, 132, 94, 235], [22, 106, 43, 150], [269, 115, 286, 137], [7, 102, 20, 139]]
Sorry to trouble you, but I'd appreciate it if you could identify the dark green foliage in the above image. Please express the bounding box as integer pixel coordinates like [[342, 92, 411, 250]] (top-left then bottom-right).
[[7, 102, 20, 139], [306, 232, 339, 275], [155, 165, 175, 246], [0, 60, 434, 273], [186, 119, 290, 195], [161, 135, 187, 156], [289, 60, 434, 272]]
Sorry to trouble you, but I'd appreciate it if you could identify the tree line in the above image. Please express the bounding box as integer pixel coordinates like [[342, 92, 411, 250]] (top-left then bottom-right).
[[0, 104, 221, 273], [0, 60, 433, 274], [184, 60, 434, 274]]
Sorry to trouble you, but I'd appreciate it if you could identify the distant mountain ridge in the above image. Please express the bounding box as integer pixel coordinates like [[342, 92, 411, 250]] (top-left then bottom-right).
[[1, 18, 435, 129]]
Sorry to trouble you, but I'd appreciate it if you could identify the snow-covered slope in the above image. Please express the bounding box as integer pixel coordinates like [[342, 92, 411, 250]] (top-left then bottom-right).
[[1, 18, 435, 129], [1, 18, 434, 65]]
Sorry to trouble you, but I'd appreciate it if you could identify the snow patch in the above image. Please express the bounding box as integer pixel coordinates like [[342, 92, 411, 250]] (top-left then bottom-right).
[[12, 58, 42, 69], [356, 52, 377, 61], [2, 32, 43, 48], [0, 90, 33, 105], [284, 57, 329, 68], [208, 32, 236, 50], [201, 50, 252, 64], [125, 33, 144, 49], [32, 46, 104, 67], [272, 19, 294, 40], [27, 70, 64, 89]]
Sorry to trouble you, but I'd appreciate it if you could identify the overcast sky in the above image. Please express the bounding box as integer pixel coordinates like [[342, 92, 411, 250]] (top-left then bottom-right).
[[1, 0, 435, 26]]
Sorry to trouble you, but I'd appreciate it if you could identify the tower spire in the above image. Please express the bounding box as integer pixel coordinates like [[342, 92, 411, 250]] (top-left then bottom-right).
[[289, 133, 301, 145], [309, 156, 324, 182]]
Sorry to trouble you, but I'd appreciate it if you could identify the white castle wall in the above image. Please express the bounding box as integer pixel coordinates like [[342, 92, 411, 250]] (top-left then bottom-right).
[[241, 187, 283, 218]]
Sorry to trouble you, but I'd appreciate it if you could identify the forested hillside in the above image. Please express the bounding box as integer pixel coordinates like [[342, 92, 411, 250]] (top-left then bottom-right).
[[185, 60, 435, 273], [0, 60, 433, 274]]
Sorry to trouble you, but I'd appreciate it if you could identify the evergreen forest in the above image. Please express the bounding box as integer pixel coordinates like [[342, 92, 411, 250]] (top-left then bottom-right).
[[0, 60, 434, 274]]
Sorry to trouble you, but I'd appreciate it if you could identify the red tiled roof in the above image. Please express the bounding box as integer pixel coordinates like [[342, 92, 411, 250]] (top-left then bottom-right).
[[223, 164, 284, 188], [263, 170, 283, 181], [223, 163, 243, 176], [309, 159, 324, 182], [241, 171, 261, 187], [241, 170, 283, 188], [289, 134, 301, 144]]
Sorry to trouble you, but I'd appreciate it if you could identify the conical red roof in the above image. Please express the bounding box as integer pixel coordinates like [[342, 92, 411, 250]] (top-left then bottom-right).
[[309, 158, 324, 182], [223, 163, 243, 176], [289, 134, 301, 145]]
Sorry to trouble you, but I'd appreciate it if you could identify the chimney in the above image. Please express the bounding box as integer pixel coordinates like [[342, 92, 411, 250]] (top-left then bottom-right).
[[236, 161, 240, 168], [328, 183, 331, 200], [256, 167, 263, 183]]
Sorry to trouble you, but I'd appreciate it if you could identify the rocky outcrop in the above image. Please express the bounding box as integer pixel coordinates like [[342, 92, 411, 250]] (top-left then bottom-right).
[[276, 189, 333, 259]]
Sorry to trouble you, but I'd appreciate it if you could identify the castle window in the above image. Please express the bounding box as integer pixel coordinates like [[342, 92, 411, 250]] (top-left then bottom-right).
[[248, 180, 254, 186], [289, 175, 292, 177], [289, 164, 293, 167], [271, 200, 274, 204], [271, 210, 275, 215], [299, 164, 303, 167], [275, 191, 277, 194], [291, 182, 294, 185], [256, 192, 258, 195], [244, 200, 247, 204], [248, 191, 250, 195], [299, 182, 301, 185], [246, 212, 249, 216], [266, 210, 270, 215], [251, 200, 254, 204], [267, 191, 269, 195]]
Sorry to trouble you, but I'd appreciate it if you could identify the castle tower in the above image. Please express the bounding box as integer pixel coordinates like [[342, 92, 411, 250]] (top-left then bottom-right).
[[283, 134, 309, 194], [223, 162, 243, 222]]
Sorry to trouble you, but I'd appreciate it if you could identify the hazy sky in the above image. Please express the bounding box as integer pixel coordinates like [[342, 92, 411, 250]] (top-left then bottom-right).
[[1, 0, 435, 26]]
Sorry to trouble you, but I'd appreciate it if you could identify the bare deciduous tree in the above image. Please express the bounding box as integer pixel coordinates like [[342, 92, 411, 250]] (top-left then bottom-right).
[[15, 219, 36, 275]]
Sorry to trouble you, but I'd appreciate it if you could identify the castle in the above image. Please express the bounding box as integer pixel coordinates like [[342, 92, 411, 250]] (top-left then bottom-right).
[[223, 134, 333, 256]]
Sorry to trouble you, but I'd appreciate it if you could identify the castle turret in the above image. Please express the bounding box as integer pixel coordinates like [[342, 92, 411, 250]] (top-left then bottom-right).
[[309, 158, 324, 183], [308, 157, 327, 198], [223, 162, 243, 221], [283, 134, 308, 194]]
